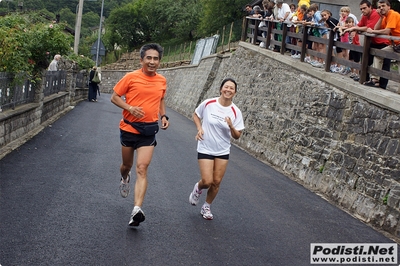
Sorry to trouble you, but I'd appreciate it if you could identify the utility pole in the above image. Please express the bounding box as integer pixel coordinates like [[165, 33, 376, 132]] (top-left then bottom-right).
[[95, 0, 104, 66], [74, 0, 84, 54]]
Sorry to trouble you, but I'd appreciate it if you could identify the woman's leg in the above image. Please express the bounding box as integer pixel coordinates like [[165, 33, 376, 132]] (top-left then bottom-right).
[[205, 158, 229, 204]]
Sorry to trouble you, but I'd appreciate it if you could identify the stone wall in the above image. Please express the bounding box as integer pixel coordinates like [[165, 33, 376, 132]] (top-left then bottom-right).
[[0, 68, 88, 159], [100, 42, 400, 240]]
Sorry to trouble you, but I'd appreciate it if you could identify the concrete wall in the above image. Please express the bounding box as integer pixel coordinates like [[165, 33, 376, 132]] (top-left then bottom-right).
[[100, 42, 400, 240]]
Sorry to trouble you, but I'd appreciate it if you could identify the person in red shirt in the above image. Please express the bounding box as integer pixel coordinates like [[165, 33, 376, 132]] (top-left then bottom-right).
[[344, 0, 391, 86], [111, 43, 169, 227], [367, 0, 400, 89]]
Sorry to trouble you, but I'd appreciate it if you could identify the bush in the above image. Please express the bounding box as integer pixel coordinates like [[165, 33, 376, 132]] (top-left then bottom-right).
[[0, 13, 94, 83]]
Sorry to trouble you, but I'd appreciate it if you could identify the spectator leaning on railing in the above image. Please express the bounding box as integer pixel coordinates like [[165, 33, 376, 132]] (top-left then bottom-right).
[[273, 0, 291, 52], [344, 0, 390, 88], [366, 0, 400, 90]]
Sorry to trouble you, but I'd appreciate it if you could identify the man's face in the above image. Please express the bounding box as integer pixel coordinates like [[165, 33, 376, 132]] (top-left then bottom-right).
[[140, 49, 160, 76], [377, 2, 390, 16], [359, 3, 371, 17]]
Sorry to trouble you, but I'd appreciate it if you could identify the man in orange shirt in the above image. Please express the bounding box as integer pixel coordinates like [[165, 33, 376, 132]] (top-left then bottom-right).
[[111, 43, 169, 227], [367, 0, 400, 89]]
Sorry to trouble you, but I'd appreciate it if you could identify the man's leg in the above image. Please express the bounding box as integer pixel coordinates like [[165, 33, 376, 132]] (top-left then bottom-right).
[[134, 145, 154, 207], [379, 46, 393, 89], [120, 146, 134, 179]]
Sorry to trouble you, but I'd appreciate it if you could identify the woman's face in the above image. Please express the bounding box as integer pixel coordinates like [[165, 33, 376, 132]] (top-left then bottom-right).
[[220, 81, 237, 98]]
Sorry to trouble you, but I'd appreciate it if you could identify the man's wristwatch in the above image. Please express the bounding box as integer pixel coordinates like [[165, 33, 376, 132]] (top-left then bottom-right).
[[160, 115, 169, 120]]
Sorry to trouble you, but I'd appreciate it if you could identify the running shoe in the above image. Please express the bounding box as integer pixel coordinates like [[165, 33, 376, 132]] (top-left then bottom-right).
[[129, 207, 145, 226], [200, 205, 213, 220], [291, 54, 301, 59], [312, 62, 324, 68], [304, 57, 312, 63], [341, 67, 351, 75], [349, 73, 356, 78], [189, 182, 202, 206], [119, 172, 130, 198]]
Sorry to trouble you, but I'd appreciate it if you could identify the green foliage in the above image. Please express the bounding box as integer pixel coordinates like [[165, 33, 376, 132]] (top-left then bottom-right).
[[58, 8, 76, 26], [0, 13, 73, 82], [106, 1, 150, 50], [27, 22, 73, 69], [198, 0, 248, 36], [64, 53, 95, 70]]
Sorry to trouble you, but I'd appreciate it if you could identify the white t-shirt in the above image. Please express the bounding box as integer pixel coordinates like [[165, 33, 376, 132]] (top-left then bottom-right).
[[277, 3, 291, 20], [195, 97, 245, 156]]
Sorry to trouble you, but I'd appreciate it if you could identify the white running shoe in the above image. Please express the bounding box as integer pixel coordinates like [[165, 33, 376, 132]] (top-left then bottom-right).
[[129, 206, 145, 226], [119, 172, 130, 198], [200, 205, 213, 220], [304, 56, 312, 63], [189, 182, 202, 206], [312, 62, 324, 68]]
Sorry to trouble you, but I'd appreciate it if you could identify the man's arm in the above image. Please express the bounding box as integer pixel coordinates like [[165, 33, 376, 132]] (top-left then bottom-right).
[[344, 26, 368, 33], [159, 98, 169, 129], [367, 16, 391, 35], [110, 91, 144, 118]]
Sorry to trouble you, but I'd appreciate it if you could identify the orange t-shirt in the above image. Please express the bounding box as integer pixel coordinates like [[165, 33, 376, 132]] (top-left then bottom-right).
[[381, 9, 400, 44], [113, 69, 167, 134]]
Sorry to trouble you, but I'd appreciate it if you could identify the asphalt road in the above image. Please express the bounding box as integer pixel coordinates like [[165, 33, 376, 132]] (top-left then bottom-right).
[[0, 94, 398, 266]]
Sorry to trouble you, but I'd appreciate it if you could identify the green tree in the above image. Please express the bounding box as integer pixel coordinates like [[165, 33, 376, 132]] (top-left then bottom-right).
[[106, 0, 151, 50], [58, 7, 76, 26], [0, 13, 73, 79], [82, 11, 100, 29], [148, 0, 201, 41], [198, 0, 248, 36]]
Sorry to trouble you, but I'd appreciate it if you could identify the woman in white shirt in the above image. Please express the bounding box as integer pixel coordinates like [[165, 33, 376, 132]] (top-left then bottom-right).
[[189, 78, 245, 220]]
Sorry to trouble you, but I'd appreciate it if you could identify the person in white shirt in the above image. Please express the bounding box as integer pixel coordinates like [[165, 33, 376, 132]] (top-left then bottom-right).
[[189, 78, 245, 220], [273, 0, 291, 52], [48, 54, 61, 71]]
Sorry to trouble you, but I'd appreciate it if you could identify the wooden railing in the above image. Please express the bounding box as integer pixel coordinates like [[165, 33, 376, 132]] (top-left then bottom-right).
[[242, 17, 400, 87]]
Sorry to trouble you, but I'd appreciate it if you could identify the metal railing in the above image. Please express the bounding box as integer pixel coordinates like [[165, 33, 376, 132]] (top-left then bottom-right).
[[43, 70, 67, 97], [242, 17, 400, 87], [0, 70, 68, 112], [0, 73, 35, 112]]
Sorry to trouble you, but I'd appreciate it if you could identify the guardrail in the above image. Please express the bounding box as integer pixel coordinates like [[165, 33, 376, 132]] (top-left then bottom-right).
[[242, 17, 400, 88], [43, 70, 67, 97], [0, 73, 35, 112], [0, 70, 89, 112]]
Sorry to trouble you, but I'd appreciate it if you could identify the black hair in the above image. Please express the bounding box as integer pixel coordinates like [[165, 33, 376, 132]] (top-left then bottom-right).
[[140, 43, 164, 60], [359, 0, 372, 7], [220, 78, 238, 93]]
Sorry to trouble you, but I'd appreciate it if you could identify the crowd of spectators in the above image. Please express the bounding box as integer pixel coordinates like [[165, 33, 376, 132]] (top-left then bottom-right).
[[245, 0, 400, 91]]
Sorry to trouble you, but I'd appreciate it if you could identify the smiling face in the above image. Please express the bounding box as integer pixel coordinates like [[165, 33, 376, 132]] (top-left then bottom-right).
[[219, 80, 237, 99], [140, 49, 160, 76]]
